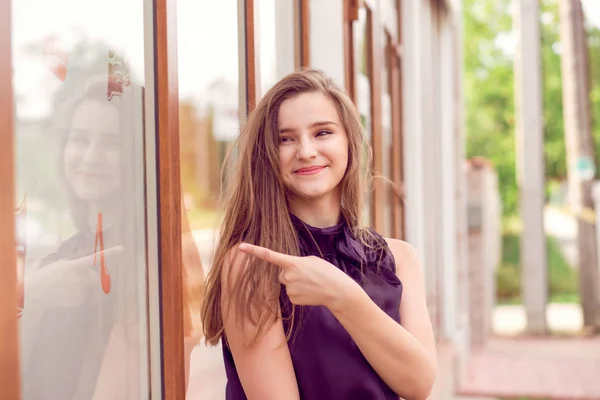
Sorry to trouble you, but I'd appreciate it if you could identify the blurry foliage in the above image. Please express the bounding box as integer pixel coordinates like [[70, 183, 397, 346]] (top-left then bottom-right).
[[497, 233, 579, 303], [464, 0, 517, 215], [464, 0, 600, 216]]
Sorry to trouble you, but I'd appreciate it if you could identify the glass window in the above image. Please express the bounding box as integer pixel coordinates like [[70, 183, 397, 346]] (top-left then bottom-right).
[[177, 0, 238, 397], [382, 31, 394, 238], [354, 7, 373, 227], [259, 0, 296, 95], [12, 0, 151, 398]]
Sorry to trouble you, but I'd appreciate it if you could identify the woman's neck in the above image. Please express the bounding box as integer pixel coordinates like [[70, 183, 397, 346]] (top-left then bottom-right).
[[289, 191, 342, 228]]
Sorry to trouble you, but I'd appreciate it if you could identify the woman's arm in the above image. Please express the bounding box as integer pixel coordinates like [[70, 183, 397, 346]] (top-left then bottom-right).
[[329, 239, 437, 400], [222, 248, 300, 400]]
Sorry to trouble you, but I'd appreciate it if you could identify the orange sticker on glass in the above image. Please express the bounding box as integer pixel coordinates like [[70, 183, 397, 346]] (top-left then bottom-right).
[[94, 212, 111, 294], [43, 36, 68, 82]]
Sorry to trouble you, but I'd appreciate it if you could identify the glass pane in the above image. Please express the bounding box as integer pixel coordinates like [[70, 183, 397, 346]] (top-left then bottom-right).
[[259, 0, 296, 95], [355, 7, 373, 227], [13, 0, 151, 399], [388, 0, 397, 15], [177, 0, 238, 397]]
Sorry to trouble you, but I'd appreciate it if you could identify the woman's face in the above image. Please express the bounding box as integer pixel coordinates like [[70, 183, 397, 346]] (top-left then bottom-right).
[[63, 99, 122, 202], [277, 91, 349, 201]]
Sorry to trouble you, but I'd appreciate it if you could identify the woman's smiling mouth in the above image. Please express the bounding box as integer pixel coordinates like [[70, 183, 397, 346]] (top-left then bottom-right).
[[294, 166, 327, 175]]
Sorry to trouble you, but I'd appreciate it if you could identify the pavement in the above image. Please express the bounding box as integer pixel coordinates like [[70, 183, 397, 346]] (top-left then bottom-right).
[[186, 341, 226, 400], [457, 336, 600, 400]]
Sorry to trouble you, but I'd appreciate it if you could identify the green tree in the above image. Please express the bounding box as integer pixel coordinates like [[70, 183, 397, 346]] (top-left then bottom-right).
[[464, 0, 600, 215], [464, 0, 517, 215]]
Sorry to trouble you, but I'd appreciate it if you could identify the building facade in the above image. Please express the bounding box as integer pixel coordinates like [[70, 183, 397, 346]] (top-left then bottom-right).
[[0, 0, 467, 398]]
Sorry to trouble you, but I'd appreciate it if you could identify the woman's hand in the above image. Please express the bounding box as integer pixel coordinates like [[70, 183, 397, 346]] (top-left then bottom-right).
[[238, 243, 361, 312]]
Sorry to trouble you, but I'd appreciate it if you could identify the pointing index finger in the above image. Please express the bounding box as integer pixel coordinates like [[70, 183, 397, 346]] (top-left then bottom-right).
[[238, 243, 294, 268]]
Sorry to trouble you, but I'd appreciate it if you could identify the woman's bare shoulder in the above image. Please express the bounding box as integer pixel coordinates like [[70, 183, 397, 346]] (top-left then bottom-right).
[[383, 238, 421, 275]]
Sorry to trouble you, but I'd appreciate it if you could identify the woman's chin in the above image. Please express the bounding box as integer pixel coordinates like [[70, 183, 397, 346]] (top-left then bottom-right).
[[73, 187, 118, 203]]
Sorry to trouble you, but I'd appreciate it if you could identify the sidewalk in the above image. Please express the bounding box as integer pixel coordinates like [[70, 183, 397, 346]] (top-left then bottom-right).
[[457, 336, 600, 399], [186, 341, 226, 399]]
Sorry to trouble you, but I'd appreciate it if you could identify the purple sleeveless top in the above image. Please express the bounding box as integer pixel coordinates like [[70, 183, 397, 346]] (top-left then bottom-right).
[[222, 214, 403, 399]]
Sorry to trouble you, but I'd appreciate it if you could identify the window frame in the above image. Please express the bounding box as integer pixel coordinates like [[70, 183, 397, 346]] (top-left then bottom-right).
[[344, 0, 405, 237], [0, 0, 21, 396], [390, 0, 406, 240], [297, 0, 310, 68], [154, 0, 187, 397]]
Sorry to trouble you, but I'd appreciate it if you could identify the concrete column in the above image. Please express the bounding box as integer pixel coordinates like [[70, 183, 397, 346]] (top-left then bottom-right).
[[418, 0, 440, 337], [447, 0, 471, 382], [559, 0, 600, 328], [514, 0, 548, 334], [467, 159, 501, 348], [439, 18, 458, 343], [401, 0, 425, 261]]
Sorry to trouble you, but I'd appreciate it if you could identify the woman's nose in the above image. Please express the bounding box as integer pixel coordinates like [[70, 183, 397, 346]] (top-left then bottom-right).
[[81, 140, 104, 165], [296, 138, 317, 159]]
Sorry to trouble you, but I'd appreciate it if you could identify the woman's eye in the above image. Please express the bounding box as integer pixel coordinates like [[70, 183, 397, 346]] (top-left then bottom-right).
[[279, 136, 293, 143], [316, 130, 332, 137], [69, 135, 89, 146]]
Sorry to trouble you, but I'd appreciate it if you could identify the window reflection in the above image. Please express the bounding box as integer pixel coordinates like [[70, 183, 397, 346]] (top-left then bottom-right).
[[17, 53, 147, 400], [382, 31, 393, 238], [13, 0, 149, 398], [259, 0, 295, 95], [177, 0, 238, 398], [354, 7, 373, 227]]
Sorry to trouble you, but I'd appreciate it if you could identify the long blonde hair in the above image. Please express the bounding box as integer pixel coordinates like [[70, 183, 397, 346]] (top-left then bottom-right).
[[201, 68, 374, 346]]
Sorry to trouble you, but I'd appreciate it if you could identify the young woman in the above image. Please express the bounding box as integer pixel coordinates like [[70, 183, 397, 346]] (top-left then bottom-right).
[[201, 69, 436, 400]]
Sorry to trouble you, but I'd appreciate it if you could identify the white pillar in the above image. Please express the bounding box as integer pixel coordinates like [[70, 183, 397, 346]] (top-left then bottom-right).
[[440, 18, 458, 342], [401, 0, 426, 262], [449, 0, 472, 377], [419, 0, 439, 335], [514, 0, 547, 334]]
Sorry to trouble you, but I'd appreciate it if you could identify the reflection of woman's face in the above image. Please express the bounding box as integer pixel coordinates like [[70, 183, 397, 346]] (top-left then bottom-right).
[[63, 99, 121, 202]]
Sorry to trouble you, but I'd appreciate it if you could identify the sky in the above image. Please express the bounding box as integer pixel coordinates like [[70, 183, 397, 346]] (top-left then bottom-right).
[[582, 0, 600, 27]]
